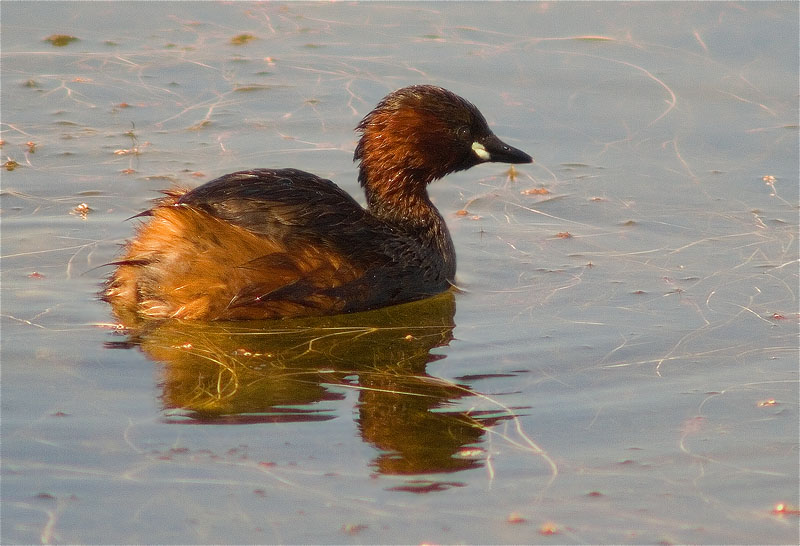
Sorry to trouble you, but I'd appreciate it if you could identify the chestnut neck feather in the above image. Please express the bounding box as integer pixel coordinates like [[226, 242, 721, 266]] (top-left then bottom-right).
[[355, 107, 453, 228]]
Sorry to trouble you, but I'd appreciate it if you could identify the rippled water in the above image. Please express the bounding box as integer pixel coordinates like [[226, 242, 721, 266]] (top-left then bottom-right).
[[2, 2, 798, 544]]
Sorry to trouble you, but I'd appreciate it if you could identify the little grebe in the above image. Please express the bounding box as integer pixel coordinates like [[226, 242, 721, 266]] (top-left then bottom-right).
[[104, 85, 532, 321]]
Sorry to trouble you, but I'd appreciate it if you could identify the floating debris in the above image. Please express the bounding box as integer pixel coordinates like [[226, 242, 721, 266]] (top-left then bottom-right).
[[521, 187, 550, 195], [71, 202, 92, 219], [772, 503, 800, 515], [507, 512, 527, 524], [539, 521, 560, 535]]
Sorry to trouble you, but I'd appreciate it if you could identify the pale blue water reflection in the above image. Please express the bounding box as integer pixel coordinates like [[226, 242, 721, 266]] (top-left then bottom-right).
[[2, 2, 797, 544]]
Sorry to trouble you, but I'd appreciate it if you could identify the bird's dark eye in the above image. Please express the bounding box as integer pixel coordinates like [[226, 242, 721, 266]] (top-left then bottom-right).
[[456, 126, 470, 139]]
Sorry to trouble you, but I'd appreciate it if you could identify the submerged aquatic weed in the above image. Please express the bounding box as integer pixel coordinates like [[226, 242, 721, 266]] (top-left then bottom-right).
[[45, 34, 79, 47], [572, 35, 614, 42], [230, 33, 256, 45]]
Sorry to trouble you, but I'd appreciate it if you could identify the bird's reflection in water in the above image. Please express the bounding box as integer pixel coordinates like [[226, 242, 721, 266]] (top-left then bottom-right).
[[106, 292, 513, 483]]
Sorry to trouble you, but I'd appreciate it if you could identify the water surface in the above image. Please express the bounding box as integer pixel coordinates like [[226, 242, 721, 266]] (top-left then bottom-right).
[[2, 2, 798, 544]]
